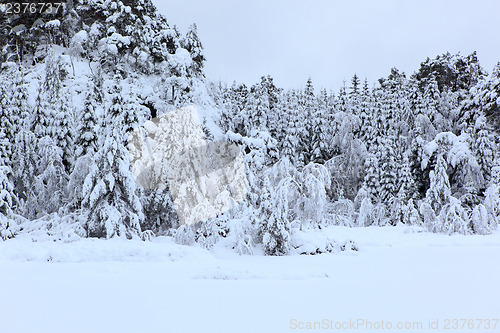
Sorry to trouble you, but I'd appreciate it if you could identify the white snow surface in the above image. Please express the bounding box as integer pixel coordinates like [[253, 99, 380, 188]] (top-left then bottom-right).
[[1, 225, 499, 333]]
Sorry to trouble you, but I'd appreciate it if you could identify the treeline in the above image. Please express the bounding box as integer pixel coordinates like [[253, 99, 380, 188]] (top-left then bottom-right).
[[0, 0, 499, 256], [209, 52, 500, 253]]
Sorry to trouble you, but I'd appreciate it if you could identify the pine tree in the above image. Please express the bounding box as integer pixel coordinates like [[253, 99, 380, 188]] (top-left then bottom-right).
[[230, 82, 249, 136], [402, 199, 421, 225], [123, 90, 141, 137], [246, 79, 271, 133], [350, 73, 360, 96], [475, 62, 500, 131], [0, 153, 16, 240], [12, 100, 38, 211], [425, 154, 451, 214], [26, 136, 67, 219], [31, 85, 52, 140], [52, 88, 75, 172], [409, 133, 428, 199], [439, 197, 470, 235], [106, 74, 129, 142], [422, 76, 443, 130], [82, 130, 144, 239], [398, 153, 416, 199], [471, 204, 492, 235], [141, 185, 179, 235], [0, 128, 17, 239], [181, 23, 205, 75], [474, 120, 497, 184], [363, 154, 380, 203], [0, 78, 17, 168], [261, 178, 290, 256], [483, 165, 500, 228], [76, 80, 100, 159], [359, 79, 375, 146], [377, 137, 398, 203], [281, 91, 299, 160]]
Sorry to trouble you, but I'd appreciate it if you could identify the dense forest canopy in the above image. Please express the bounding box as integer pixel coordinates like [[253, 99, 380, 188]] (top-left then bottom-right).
[[1, 0, 499, 255]]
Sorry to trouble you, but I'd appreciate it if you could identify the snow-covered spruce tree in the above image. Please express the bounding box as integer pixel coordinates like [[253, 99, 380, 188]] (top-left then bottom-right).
[[358, 79, 375, 148], [281, 90, 300, 160], [122, 89, 142, 135], [82, 98, 144, 240], [66, 70, 104, 211], [402, 199, 421, 226], [422, 154, 472, 234], [246, 79, 271, 133], [52, 88, 76, 172], [302, 77, 317, 164], [475, 62, 500, 131], [471, 204, 492, 235], [422, 76, 441, 129], [298, 162, 330, 225], [9, 69, 30, 136], [377, 136, 398, 204], [357, 196, 373, 227], [310, 94, 327, 162], [398, 153, 416, 199], [0, 135, 17, 240], [181, 23, 205, 75], [75, 79, 101, 159], [12, 111, 38, 213], [106, 74, 125, 136], [389, 189, 406, 226], [0, 77, 18, 168], [473, 118, 497, 184], [425, 154, 451, 214], [34, 52, 75, 171], [141, 186, 179, 235], [260, 178, 290, 256], [273, 90, 290, 150], [163, 48, 193, 107], [139, 161, 179, 234], [483, 166, 500, 228], [0, 168, 15, 240], [439, 197, 470, 235], [31, 85, 52, 140], [217, 81, 235, 133], [362, 153, 380, 203], [25, 136, 67, 219]]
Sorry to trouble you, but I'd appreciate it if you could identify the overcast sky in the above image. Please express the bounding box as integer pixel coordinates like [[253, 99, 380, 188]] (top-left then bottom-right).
[[153, 0, 500, 92]]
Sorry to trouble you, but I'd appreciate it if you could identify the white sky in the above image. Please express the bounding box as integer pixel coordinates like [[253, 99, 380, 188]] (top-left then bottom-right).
[[153, 0, 500, 92]]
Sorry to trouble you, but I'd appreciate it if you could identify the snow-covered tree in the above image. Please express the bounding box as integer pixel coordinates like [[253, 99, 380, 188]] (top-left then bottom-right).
[[52, 88, 76, 172], [377, 136, 398, 203], [473, 117, 497, 183], [261, 178, 291, 256], [363, 154, 380, 203], [76, 81, 100, 158], [357, 196, 373, 227], [82, 131, 144, 239], [471, 204, 492, 235], [398, 153, 416, 199], [439, 197, 470, 235], [181, 23, 205, 75], [425, 154, 451, 214], [26, 137, 67, 219], [483, 166, 500, 227], [0, 136, 17, 240]]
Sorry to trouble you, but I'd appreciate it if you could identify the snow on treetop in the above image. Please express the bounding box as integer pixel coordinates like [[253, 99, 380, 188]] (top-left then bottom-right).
[[45, 20, 61, 28], [170, 48, 193, 68]]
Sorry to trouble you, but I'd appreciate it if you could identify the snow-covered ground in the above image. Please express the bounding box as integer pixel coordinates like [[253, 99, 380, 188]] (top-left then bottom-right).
[[1, 226, 499, 333]]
